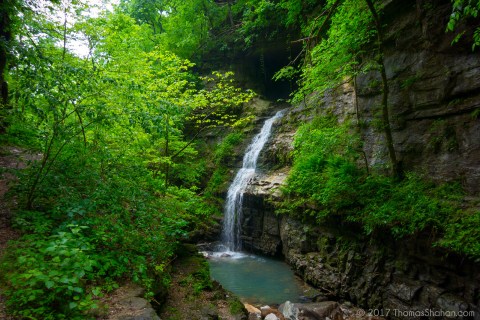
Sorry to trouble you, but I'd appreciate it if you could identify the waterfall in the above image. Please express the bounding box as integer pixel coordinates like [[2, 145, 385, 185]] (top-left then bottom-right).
[[221, 110, 285, 252]]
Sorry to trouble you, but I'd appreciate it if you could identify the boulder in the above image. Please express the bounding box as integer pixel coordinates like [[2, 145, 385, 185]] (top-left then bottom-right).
[[265, 314, 280, 320], [107, 284, 160, 320], [245, 303, 262, 320], [279, 301, 342, 320], [279, 301, 298, 320], [260, 306, 285, 320]]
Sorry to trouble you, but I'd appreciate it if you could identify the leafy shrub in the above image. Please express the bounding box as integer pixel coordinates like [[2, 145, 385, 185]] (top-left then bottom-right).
[[214, 132, 243, 165], [1, 144, 219, 318], [282, 115, 474, 258], [439, 210, 480, 259], [1, 225, 104, 319]]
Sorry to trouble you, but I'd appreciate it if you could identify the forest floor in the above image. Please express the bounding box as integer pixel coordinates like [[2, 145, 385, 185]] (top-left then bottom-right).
[[158, 244, 247, 320], [0, 146, 37, 319], [0, 147, 245, 319]]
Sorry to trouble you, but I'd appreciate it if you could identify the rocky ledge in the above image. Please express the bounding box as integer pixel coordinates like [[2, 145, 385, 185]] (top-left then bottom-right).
[[245, 300, 386, 320]]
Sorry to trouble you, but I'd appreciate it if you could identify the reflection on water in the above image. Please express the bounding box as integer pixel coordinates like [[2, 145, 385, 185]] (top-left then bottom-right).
[[208, 251, 306, 305]]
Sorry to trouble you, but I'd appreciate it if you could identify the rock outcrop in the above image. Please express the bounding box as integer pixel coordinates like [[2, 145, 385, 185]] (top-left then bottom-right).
[[104, 284, 160, 320], [235, 0, 480, 318]]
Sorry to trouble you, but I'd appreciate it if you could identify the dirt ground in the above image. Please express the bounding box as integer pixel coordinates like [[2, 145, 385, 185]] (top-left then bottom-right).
[[0, 146, 37, 319], [158, 244, 247, 320]]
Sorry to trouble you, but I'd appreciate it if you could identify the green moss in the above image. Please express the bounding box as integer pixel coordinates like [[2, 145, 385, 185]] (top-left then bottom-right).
[[228, 297, 245, 315], [177, 246, 213, 296]]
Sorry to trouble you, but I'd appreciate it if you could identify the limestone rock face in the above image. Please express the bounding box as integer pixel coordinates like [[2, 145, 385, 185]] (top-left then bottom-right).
[[279, 301, 343, 320], [357, 0, 480, 193], [234, 0, 480, 318]]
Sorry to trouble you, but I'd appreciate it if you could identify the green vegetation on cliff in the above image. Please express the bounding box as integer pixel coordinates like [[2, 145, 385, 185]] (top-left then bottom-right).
[[281, 114, 479, 258], [218, 0, 479, 259], [0, 0, 479, 318]]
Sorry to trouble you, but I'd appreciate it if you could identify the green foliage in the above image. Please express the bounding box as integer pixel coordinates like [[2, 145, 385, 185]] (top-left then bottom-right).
[[284, 114, 361, 203], [214, 132, 243, 165], [1, 225, 104, 319], [356, 175, 462, 237], [232, 0, 287, 46], [282, 115, 475, 258], [205, 167, 229, 197], [119, 0, 230, 60], [447, 0, 480, 49], [294, 0, 374, 102], [439, 210, 480, 258], [1, 1, 253, 317], [204, 130, 248, 199]]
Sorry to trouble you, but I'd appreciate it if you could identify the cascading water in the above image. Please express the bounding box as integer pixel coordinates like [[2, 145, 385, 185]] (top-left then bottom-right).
[[208, 109, 308, 305], [221, 110, 285, 252]]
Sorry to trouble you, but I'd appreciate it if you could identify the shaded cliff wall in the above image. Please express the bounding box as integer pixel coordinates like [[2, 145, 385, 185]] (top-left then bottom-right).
[[236, 0, 480, 318], [240, 206, 479, 319], [355, 0, 479, 193]]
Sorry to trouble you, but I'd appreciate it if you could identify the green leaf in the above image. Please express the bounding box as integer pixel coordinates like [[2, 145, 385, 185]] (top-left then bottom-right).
[[45, 280, 55, 289]]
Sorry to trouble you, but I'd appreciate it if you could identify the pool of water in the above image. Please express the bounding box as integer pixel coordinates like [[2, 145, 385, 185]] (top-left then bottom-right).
[[208, 250, 307, 305]]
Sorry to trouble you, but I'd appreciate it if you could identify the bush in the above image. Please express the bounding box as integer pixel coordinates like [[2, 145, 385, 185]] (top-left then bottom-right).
[[1, 226, 104, 319], [439, 210, 480, 259], [1, 144, 219, 317], [282, 115, 475, 258], [214, 132, 243, 165]]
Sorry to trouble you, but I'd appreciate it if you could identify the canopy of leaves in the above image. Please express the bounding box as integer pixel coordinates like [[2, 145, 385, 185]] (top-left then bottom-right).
[[447, 0, 480, 49], [0, 1, 254, 317]]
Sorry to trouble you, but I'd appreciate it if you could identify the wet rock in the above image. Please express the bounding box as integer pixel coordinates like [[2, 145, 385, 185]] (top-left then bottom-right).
[[278, 301, 297, 320], [245, 303, 261, 314], [279, 301, 342, 320], [265, 314, 280, 320], [298, 301, 342, 320], [260, 306, 285, 320], [245, 303, 261, 320], [387, 281, 423, 303], [240, 194, 282, 256], [436, 293, 470, 313]]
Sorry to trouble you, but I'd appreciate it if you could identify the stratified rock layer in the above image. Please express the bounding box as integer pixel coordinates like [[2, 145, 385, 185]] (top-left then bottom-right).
[[235, 0, 480, 319]]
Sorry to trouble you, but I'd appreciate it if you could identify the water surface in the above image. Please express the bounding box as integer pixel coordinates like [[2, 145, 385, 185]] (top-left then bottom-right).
[[208, 252, 306, 305]]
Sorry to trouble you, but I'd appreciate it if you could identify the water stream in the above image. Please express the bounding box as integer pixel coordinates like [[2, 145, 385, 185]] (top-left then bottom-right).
[[209, 110, 307, 305], [220, 110, 285, 252]]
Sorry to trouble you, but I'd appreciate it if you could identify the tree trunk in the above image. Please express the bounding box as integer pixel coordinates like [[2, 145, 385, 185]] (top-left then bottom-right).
[[0, 1, 14, 133], [228, 1, 234, 27], [365, 0, 401, 179], [164, 113, 170, 190]]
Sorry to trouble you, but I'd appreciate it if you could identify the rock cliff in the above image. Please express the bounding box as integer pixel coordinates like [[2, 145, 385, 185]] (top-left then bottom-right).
[[235, 0, 480, 318]]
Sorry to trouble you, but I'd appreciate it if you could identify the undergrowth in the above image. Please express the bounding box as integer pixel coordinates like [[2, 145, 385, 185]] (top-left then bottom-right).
[[281, 115, 478, 259], [0, 146, 217, 319]]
